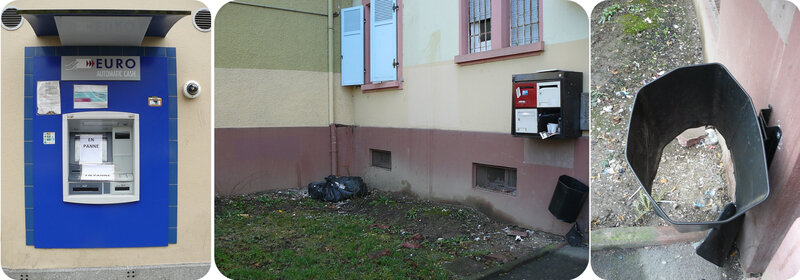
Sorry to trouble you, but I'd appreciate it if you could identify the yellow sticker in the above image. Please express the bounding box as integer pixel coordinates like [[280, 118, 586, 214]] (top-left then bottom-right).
[[148, 96, 162, 107]]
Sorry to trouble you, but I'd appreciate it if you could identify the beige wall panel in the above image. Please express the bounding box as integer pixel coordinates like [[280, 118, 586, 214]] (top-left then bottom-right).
[[216, 69, 356, 128], [352, 39, 590, 133], [335, 76, 357, 125]]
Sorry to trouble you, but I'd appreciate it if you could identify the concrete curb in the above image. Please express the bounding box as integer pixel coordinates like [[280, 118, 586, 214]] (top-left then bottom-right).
[[3, 263, 211, 280], [591, 226, 708, 251], [466, 241, 568, 280]]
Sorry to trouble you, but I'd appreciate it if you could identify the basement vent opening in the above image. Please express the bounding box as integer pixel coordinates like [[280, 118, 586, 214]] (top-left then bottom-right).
[[193, 8, 211, 32], [1, 7, 22, 31], [371, 149, 391, 170], [474, 163, 517, 196]]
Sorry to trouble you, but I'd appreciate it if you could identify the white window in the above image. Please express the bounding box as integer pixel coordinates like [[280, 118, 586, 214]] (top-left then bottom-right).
[[340, 0, 403, 90]]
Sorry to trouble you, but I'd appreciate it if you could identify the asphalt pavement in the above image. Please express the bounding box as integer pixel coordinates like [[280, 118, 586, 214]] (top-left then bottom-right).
[[485, 245, 589, 280], [591, 242, 742, 280]]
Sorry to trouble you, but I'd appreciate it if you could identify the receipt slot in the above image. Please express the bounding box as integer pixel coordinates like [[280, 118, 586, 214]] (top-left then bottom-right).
[[63, 112, 139, 204], [512, 71, 582, 139]]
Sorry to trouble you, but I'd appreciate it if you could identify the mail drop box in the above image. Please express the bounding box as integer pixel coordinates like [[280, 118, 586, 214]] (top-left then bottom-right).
[[513, 82, 537, 108], [512, 70, 582, 139]]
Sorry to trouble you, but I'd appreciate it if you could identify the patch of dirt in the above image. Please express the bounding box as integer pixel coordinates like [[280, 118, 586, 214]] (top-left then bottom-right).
[[651, 139, 732, 223], [216, 188, 566, 278], [589, 0, 734, 229]]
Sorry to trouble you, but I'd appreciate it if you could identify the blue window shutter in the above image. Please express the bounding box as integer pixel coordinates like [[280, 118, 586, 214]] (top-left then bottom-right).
[[370, 0, 397, 82], [341, 5, 364, 86]]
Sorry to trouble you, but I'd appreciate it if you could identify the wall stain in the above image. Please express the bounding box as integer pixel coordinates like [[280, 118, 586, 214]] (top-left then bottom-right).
[[433, 195, 518, 226], [399, 179, 416, 198], [424, 30, 441, 64]]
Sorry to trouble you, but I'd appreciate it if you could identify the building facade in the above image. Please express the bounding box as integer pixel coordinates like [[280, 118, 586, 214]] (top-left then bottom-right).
[[215, 0, 590, 235]]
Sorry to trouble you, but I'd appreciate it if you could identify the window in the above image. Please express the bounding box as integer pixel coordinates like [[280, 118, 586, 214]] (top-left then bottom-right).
[[371, 149, 392, 170], [510, 0, 539, 46], [340, 0, 403, 91], [457, 0, 544, 64], [474, 163, 517, 196], [468, 0, 492, 53]]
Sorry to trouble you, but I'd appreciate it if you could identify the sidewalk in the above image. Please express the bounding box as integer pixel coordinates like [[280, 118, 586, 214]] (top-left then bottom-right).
[[591, 242, 742, 280], [590, 226, 743, 279], [483, 245, 589, 280]]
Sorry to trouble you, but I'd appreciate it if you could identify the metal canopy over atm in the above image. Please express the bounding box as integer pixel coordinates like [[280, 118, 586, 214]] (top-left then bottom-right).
[[18, 9, 190, 46]]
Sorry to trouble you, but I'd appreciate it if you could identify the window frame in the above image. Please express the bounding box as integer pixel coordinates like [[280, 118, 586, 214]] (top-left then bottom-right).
[[473, 163, 517, 196], [456, 0, 544, 65], [361, 0, 404, 92], [370, 149, 392, 170]]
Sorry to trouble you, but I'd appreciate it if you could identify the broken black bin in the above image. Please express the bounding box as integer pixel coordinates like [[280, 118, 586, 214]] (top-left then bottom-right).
[[625, 63, 772, 233], [548, 175, 589, 223]]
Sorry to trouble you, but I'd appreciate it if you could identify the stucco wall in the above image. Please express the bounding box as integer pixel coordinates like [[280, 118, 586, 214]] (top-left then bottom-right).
[[694, 0, 800, 273], [353, 0, 590, 132], [1, 0, 212, 269], [214, 0, 357, 127], [214, 0, 590, 130], [350, 127, 590, 234], [352, 39, 589, 132]]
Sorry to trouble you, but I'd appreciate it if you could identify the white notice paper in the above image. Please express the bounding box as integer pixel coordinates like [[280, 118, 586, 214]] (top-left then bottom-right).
[[81, 164, 115, 181], [73, 84, 108, 109], [80, 134, 103, 164], [36, 81, 61, 115]]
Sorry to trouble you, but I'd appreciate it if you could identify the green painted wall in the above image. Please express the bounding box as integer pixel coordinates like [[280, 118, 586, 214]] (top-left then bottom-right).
[[216, 0, 589, 71], [401, 0, 460, 67], [542, 0, 590, 45], [215, 0, 351, 72]]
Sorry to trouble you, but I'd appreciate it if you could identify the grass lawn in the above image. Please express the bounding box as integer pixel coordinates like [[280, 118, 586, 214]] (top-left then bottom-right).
[[215, 190, 562, 279]]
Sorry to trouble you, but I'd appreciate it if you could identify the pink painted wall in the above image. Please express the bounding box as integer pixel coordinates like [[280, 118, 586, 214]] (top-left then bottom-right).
[[215, 125, 590, 235], [703, 0, 800, 273], [763, 218, 800, 280], [215, 127, 333, 195], [349, 126, 589, 235]]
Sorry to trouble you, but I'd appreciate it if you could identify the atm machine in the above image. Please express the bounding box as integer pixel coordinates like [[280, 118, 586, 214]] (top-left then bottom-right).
[[27, 47, 177, 248], [63, 111, 139, 204]]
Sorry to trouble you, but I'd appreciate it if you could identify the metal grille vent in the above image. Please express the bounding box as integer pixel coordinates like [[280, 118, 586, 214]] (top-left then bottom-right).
[[371, 149, 391, 170], [375, 0, 393, 22], [2, 7, 22, 31], [342, 8, 360, 32], [193, 8, 211, 32]]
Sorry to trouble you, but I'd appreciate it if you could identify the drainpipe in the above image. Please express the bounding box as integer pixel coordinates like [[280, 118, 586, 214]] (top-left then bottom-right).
[[328, 0, 338, 176]]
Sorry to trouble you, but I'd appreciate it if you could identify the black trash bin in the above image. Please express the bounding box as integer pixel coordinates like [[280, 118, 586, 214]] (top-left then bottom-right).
[[626, 63, 771, 232], [548, 175, 589, 223]]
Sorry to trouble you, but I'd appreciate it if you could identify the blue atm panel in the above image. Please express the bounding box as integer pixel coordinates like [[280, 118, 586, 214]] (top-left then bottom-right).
[[30, 48, 172, 248]]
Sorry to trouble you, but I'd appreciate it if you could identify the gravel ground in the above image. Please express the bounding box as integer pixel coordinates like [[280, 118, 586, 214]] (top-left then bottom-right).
[[589, 0, 732, 229]]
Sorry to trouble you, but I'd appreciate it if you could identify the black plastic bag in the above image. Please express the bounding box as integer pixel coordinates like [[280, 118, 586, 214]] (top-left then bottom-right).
[[307, 175, 368, 202], [334, 176, 368, 197], [566, 223, 584, 247], [308, 181, 326, 200]]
